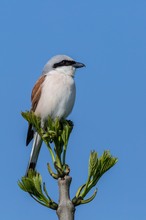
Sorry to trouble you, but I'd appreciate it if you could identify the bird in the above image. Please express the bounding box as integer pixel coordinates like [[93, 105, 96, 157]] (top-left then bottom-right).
[[25, 54, 85, 175]]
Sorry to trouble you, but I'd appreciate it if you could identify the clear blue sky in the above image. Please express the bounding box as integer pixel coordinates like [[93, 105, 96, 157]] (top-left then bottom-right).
[[1, 0, 146, 219]]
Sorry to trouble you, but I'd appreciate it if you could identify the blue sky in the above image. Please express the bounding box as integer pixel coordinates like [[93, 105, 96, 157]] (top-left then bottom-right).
[[1, 0, 146, 219]]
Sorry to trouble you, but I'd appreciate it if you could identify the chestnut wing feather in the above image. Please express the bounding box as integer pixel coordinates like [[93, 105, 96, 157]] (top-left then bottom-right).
[[31, 75, 46, 111], [26, 75, 46, 146]]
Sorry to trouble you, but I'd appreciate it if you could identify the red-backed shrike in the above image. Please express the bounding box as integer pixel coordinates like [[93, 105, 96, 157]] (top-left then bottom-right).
[[26, 55, 85, 175]]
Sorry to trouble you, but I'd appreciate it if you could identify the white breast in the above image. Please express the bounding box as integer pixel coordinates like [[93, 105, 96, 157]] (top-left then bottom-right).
[[35, 70, 76, 120]]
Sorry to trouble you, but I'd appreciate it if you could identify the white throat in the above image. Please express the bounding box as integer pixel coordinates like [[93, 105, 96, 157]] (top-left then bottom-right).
[[56, 66, 76, 77]]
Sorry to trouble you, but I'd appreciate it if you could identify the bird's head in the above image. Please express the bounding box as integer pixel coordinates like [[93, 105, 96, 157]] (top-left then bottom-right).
[[42, 55, 85, 76]]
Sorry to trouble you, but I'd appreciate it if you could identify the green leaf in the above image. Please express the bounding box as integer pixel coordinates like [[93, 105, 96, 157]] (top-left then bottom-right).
[[47, 163, 58, 179], [75, 184, 86, 198], [33, 173, 43, 194], [99, 151, 118, 175], [21, 177, 37, 195], [21, 111, 30, 122], [54, 117, 60, 133], [18, 180, 27, 192], [88, 151, 98, 177], [77, 150, 118, 201], [79, 188, 97, 205], [43, 183, 52, 201]]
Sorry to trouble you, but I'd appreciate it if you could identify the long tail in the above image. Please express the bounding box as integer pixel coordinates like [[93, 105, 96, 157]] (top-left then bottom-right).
[[25, 132, 42, 176]]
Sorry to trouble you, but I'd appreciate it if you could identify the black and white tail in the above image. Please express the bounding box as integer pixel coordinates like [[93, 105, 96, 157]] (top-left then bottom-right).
[[25, 132, 42, 176]]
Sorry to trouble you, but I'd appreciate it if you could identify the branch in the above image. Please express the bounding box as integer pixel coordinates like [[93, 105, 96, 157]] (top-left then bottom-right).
[[72, 150, 118, 206], [19, 111, 118, 219], [57, 176, 75, 220]]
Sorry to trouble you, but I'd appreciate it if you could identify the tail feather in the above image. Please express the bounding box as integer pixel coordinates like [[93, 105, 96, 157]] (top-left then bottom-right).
[[25, 132, 42, 176], [26, 123, 34, 146]]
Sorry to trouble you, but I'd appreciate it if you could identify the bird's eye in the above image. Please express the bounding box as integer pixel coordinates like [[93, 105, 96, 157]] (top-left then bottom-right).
[[61, 60, 66, 65]]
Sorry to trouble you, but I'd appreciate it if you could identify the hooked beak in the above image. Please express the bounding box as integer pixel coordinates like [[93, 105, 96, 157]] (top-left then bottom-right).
[[72, 61, 86, 68]]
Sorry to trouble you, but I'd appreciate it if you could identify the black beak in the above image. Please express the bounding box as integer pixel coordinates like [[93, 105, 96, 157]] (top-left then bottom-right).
[[72, 61, 85, 68]]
